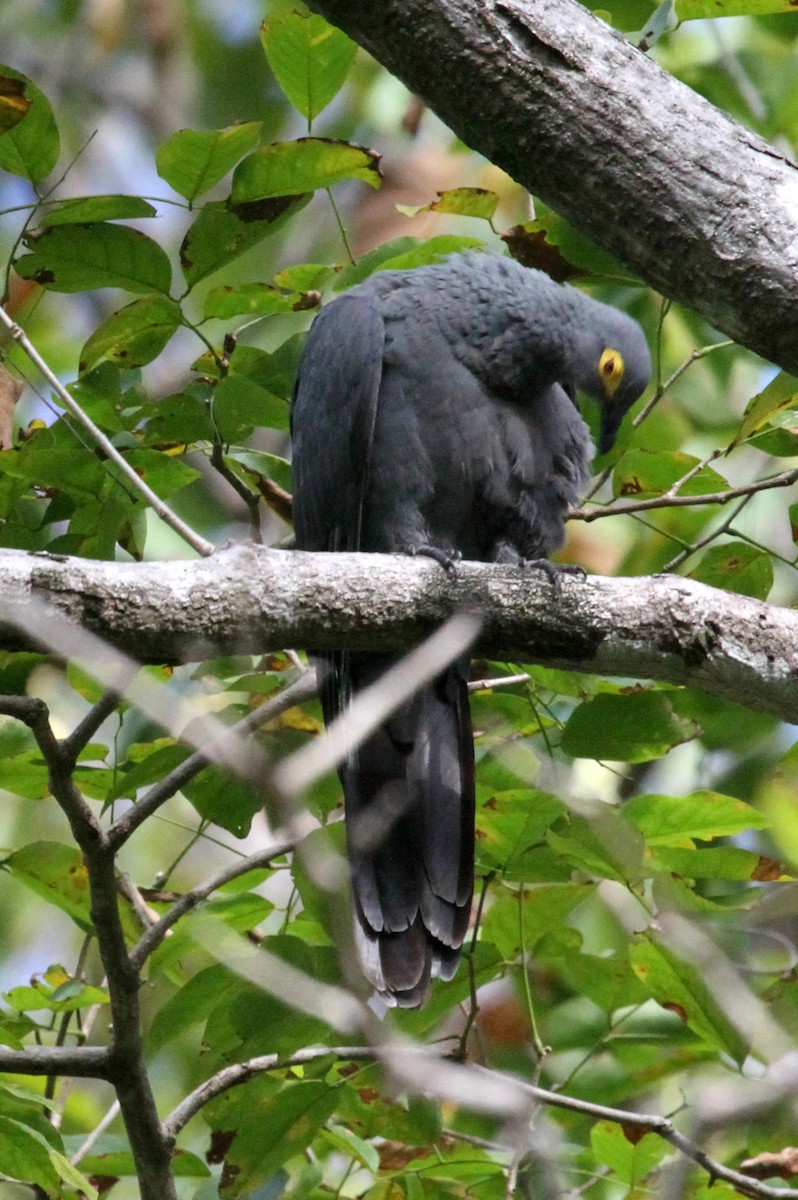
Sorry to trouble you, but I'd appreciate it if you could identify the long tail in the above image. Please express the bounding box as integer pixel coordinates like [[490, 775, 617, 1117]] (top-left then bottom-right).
[[332, 653, 475, 1008]]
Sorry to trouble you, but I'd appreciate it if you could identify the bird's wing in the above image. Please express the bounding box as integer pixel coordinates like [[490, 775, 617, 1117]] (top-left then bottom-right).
[[290, 291, 385, 553]]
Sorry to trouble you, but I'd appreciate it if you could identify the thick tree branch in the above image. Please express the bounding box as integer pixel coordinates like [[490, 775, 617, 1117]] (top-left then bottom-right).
[[0, 1046, 113, 1078], [0, 544, 794, 721], [3, 696, 178, 1200], [305, 0, 798, 374]]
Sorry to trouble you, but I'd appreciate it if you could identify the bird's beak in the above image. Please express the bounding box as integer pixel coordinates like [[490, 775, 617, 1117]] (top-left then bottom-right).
[[598, 407, 622, 456]]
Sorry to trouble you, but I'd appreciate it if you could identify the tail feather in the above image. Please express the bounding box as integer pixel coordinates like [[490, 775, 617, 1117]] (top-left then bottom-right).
[[341, 653, 474, 1007]]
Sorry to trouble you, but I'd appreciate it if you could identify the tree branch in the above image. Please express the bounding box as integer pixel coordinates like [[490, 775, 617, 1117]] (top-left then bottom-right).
[[2, 695, 178, 1200], [0, 305, 214, 558], [305, 0, 798, 374], [0, 544, 795, 721], [0, 1046, 113, 1078], [162, 1043, 798, 1200]]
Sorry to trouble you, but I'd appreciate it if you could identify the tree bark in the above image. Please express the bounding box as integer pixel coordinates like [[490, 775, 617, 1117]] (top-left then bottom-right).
[[2, 544, 796, 722], [305, 0, 798, 375]]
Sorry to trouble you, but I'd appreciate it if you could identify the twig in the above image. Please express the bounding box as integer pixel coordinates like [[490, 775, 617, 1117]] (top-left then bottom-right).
[[661, 494, 753, 572], [210, 441, 263, 544], [0, 304, 214, 558], [163, 1046, 377, 1140], [572, 465, 798, 522], [129, 831, 307, 967], [71, 1099, 121, 1165], [469, 672, 530, 691], [60, 688, 122, 767]]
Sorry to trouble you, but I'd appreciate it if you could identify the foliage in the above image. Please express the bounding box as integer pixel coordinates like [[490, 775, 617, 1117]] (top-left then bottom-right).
[[0, 2, 796, 1198]]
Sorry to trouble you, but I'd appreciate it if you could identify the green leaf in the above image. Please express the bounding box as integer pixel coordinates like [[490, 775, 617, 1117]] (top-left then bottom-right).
[[41, 195, 157, 226], [728, 371, 798, 450], [225, 448, 293, 492], [629, 933, 748, 1063], [5, 974, 108, 1013], [688, 541, 773, 600], [142, 395, 216, 448], [0, 442, 106, 497], [676, 0, 798, 19], [562, 691, 700, 762], [476, 788, 566, 876], [590, 1121, 669, 1185], [121, 448, 200, 497], [398, 187, 500, 221], [0, 723, 49, 798], [622, 790, 770, 845], [480, 883, 595, 959], [203, 281, 300, 320], [370, 234, 485, 275], [652, 845, 777, 881], [612, 448, 728, 499], [156, 122, 262, 202], [0, 73, 30, 135], [260, 11, 357, 121], [0, 1116, 63, 1194], [0, 67, 59, 181], [215, 1080, 340, 1197], [547, 809, 645, 885], [232, 138, 381, 203], [274, 262, 336, 291], [3, 842, 93, 932], [179, 195, 310, 288], [76, 1146, 206, 1180], [213, 376, 289, 440], [541, 945, 649, 1011], [79, 295, 183, 373], [182, 764, 264, 836], [148, 963, 240, 1052], [15, 223, 172, 294], [319, 1125, 380, 1173]]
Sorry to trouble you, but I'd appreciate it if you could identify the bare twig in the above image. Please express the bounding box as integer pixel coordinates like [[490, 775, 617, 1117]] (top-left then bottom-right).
[[71, 1100, 121, 1166], [60, 688, 122, 767], [661, 494, 753, 572], [0, 304, 214, 557], [572, 464, 798, 522], [129, 831, 307, 967]]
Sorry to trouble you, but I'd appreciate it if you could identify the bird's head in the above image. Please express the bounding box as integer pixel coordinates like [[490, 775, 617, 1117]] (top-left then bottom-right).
[[571, 305, 652, 455]]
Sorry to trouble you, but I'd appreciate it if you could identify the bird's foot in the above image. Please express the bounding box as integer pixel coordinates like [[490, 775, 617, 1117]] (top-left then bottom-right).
[[519, 558, 586, 588], [408, 544, 461, 576]]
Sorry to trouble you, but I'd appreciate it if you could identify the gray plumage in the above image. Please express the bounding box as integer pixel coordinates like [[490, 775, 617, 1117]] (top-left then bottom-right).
[[291, 252, 651, 1007]]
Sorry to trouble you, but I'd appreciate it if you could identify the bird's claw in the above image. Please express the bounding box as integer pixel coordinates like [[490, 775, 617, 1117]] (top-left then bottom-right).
[[519, 558, 586, 588], [409, 544, 460, 575]]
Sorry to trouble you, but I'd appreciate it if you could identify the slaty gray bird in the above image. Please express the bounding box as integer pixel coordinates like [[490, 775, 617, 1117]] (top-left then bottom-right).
[[290, 252, 651, 1007]]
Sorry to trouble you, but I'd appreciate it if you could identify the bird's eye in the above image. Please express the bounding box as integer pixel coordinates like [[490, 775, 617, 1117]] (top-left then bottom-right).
[[599, 348, 625, 398]]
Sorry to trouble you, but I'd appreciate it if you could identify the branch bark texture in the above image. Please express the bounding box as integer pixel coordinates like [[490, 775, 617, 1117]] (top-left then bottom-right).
[[306, 0, 798, 374], [1, 545, 795, 722]]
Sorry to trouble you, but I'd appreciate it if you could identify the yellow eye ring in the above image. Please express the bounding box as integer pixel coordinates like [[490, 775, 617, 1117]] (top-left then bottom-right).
[[599, 347, 625, 398]]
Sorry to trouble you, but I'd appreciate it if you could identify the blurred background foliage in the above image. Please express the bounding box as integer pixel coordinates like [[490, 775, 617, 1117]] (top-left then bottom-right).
[[0, 1, 797, 1197]]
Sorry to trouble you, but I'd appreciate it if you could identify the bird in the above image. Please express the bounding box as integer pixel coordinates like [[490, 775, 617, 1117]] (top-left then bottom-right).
[[290, 251, 651, 1007]]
